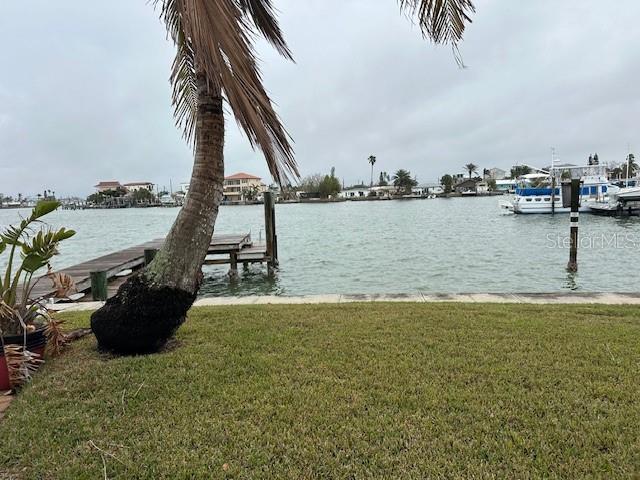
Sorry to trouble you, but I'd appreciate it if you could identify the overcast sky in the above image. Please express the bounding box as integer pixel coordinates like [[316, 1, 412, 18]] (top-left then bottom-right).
[[1, 0, 639, 197]]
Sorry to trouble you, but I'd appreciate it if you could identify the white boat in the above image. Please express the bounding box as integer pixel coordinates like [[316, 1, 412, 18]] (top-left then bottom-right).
[[504, 164, 615, 214], [615, 186, 640, 201], [587, 181, 640, 215]]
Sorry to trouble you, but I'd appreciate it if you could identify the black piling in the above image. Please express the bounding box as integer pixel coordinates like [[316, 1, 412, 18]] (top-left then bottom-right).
[[566, 179, 580, 272]]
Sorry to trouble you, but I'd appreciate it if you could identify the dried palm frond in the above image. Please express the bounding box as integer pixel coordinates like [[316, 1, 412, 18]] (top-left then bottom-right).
[[0, 300, 16, 333], [238, 0, 293, 60], [44, 317, 67, 357], [399, 0, 475, 65], [47, 268, 77, 298], [155, 0, 298, 186], [4, 345, 43, 389]]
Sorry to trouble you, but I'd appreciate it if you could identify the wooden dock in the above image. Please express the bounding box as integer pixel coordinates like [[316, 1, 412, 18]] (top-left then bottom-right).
[[31, 192, 280, 303], [31, 233, 270, 302]]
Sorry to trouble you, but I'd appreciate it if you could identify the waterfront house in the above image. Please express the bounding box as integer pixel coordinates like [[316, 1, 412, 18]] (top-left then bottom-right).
[[94, 181, 122, 193], [420, 183, 444, 195], [339, 187, 370, 199], [223, 172, 266, 202], [454, 178, 481, 194], [488, 168, 507, 180], [369, 185, 397, 198], [476, 182, 489, 194], [495, 179, 517, 193], [123, 182, 155, 193]]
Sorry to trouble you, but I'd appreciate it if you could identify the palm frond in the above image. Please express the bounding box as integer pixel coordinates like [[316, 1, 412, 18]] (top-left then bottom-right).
[[171, 39, 199, 145], [155, 0, 298, 185], [239, 0, 293, 60], [399, 0, 475, 64]]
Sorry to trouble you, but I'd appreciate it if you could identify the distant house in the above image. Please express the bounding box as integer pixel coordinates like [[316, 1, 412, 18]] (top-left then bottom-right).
[[488, 168, 506, 180], [420, 183, 444, 195], [223, 172, 265, 202], [368, 185, 397, 197], [454, 178, 481, 194], [94, 181, 122, 193], [495, 179, 517, 193], [476, 182, 489, 194], [123, 182, 154, 193], [339, 187, 370, 199]]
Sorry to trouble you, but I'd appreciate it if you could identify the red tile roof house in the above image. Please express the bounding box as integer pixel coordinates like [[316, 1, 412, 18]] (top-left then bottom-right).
[[223, 173, 265, 202], [94, 181, 122, 193]]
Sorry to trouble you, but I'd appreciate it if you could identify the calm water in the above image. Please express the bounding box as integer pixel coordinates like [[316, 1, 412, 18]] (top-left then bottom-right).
[[1, 197, 639, 295]]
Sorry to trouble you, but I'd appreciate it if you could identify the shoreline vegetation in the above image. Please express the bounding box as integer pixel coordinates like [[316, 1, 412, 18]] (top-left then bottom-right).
[[0, 190, 507, 210], [2, 303, 639, 478]]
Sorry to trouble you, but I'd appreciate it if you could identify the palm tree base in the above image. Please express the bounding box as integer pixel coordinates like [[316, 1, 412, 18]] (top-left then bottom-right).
[[90, 274, 197, 355]]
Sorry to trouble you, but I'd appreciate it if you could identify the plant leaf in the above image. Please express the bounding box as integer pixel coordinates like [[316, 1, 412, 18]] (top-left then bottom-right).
[[21, 254, 48, 274], [32, 200, 61, 219], [54, 228, 76, 241]]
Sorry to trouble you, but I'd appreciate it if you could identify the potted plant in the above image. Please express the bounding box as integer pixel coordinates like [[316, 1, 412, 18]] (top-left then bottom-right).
[[0, 201, 75, 390]]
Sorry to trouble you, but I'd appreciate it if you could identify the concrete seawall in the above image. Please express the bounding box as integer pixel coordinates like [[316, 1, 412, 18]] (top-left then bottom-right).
[[52, 292, 640, 312]]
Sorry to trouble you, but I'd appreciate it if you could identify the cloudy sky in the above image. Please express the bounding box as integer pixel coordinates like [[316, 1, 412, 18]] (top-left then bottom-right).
[[1, 0, 639, 197]]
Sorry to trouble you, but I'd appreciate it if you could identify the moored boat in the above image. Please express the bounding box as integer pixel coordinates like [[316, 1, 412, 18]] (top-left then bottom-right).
[[504, 164, 615, 214]]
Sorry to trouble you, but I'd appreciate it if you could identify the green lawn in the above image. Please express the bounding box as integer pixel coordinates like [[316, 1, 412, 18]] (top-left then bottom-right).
[[2, 303, 640, 479]]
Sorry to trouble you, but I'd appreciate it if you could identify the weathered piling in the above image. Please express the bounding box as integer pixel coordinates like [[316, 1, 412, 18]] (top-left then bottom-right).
[[144, 248, 158, 266], [566, 179, 580, 272], [264, 191, 278, 273], [90, 271, 108, 301]]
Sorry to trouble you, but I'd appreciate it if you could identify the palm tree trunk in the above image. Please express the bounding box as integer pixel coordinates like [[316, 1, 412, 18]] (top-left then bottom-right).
[[91, 71, 225, 354], [147, 73, 224, 292]]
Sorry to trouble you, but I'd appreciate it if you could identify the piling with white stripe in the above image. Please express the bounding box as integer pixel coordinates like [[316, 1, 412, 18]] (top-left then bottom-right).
[[567, 178, 581, 272]]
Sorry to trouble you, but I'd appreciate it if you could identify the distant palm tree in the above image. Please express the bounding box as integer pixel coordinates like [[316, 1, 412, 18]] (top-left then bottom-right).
[[626, 153, 638, 178], [393, 169, 418, 194], [92, 0, 476, 354], [368, 155, 377, 187], [465, 163, 478, 179]]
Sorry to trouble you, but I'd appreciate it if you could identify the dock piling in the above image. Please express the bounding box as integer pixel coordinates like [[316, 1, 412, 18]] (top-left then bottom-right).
[[229, 252, 239, 280], [567, 179, 580, 272], [264, 192, 278, 271], [144, 248, 158, 266], [90, 271, 108, 301]]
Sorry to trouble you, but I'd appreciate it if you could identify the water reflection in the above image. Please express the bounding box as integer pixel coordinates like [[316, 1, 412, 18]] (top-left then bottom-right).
[[199, 264, 283, 297], [563, 271, 579, 291]]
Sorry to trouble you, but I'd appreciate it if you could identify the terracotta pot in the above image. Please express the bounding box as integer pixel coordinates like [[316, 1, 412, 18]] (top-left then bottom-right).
[[0, 328, 47, 391]]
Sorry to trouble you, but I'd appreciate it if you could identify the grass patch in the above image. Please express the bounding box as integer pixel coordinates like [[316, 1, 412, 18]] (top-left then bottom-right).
[[2, 303, 640, 478]]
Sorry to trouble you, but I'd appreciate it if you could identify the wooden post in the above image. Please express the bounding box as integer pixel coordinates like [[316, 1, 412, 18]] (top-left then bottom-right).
[[144, 248, 158, 266], [567, 178, 580, 272], [90, 271, 108, 301], [271, 199, 278, 265], [229, 251, 239, 279], [264, 191, 278, 270]]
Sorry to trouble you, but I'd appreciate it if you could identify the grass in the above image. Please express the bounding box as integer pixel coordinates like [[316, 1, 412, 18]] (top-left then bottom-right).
[[1, 303, 640, 479]]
